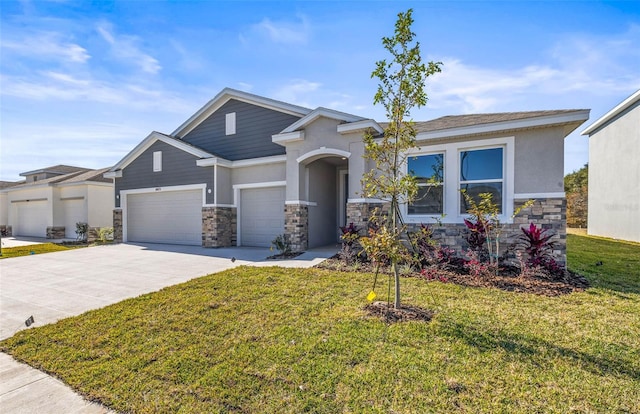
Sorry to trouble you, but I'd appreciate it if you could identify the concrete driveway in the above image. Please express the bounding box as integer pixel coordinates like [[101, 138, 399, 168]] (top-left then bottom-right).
[[0, 242, 337, 413]]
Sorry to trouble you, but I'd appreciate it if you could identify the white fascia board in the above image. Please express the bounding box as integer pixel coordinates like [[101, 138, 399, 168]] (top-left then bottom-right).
[[54, 181, 113, 188], [196, 157, 232, 168], [337, 119, 384, 135], [103, 170, 122, 178], [197, 154, 286, 168], [272, 131, 305, 145], [514, 192, 565, 199], [172, 88, 312, 137], [232, 180, 286, 190], [416, 110, 591, 142], [581, 89, 640, 136], [280, 108, 365, 134], [108, 132, 214, 173]]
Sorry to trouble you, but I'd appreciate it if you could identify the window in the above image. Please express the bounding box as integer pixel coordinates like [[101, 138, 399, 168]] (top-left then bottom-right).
[[153, 151, 162, 172], [408, 153, 444, 214], [225, 112, 236, 135], [459, 147, 503, 213]]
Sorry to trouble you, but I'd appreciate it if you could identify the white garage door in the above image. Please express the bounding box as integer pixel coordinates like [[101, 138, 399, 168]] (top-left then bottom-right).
[[15, 200, 48, 237], [240, 186, 285, 247], [63, 199, 85, 239], [127, 190, 202, 245]]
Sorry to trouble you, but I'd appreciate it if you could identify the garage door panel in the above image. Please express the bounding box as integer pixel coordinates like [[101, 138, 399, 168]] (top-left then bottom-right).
[[127, 190, 202, 245], [240, 187, 285, 247], [16, 201, 48, 237]]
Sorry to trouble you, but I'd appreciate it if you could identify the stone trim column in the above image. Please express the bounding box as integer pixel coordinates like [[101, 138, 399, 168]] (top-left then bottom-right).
[[285, 203, 308, 252], [0, 225, 12, 237], [346, 201, 391, 235], [202, 206, 237, 248], [113, 209, 123, 243], [46, 226, 65, 239], [513, 197, 567, 266]]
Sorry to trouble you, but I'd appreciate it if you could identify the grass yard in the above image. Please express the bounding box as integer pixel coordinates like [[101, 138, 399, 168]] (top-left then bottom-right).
[[0, 243, 83, 259], [1, 233, 639, 413]]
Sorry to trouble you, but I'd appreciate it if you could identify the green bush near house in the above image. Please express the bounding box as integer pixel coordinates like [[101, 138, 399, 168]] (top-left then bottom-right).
[[0, 233, 638, 413]]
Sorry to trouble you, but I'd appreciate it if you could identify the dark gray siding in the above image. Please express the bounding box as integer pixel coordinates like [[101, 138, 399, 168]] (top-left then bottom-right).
[[179, 99, 300, 160], [115, 141, 214, 207]]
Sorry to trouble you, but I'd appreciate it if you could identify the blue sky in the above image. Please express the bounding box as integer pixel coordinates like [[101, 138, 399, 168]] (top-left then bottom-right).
[[1, 0, 639, 181]]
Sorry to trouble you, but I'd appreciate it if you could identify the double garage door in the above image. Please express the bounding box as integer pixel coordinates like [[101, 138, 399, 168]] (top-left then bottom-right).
[[125, 186, 284, 247]]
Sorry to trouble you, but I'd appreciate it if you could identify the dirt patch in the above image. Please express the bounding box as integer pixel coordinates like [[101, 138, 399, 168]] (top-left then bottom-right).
[[364, 301, 434, 323]]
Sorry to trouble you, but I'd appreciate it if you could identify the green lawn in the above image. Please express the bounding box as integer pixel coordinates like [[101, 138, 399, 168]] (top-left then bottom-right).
[[1, 233, 639, 413], [0, 243, 83, 259]]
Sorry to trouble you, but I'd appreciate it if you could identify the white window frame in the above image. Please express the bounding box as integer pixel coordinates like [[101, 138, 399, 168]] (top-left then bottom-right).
[[458, 146, 505, 215], [407, 152, 445, 216], [403, 136, 514, 224], [225, 112, 236, 135], [153, 151, 162, 172]]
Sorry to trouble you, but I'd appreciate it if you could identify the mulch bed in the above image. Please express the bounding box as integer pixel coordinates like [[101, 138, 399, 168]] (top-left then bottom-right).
[[316, 256, 590, 297], [364, 301, 434, 322], [266, 251, 304, 260]]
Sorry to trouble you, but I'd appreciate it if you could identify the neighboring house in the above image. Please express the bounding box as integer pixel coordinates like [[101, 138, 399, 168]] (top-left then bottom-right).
[[106, 88, 589, 265], [0, 165, 114, 239], [581, 90, 640, 243]]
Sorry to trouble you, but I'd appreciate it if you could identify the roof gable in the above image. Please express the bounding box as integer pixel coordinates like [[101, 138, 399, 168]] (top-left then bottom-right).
[[279, 107, 366, 133], [172, 88, 312, 138], [106, 131, 217, 175]]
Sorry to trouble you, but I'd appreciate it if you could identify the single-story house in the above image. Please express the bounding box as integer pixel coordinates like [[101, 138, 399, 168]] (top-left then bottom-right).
[[581, 89, 640, 243], [106, 88, 589, 265], [0, 165, 114, 239]]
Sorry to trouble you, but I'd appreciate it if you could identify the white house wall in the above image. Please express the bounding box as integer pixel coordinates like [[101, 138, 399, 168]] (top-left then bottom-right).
[[588, 101, 640, 242], [87, 184, 115, 228]]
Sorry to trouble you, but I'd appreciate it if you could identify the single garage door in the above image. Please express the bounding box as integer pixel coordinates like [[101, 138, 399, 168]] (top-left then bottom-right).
[[63, 199, 85, 239], [15, 200, 48, 237], [127, 190, 202, 245], [240, 186, 285, 247]]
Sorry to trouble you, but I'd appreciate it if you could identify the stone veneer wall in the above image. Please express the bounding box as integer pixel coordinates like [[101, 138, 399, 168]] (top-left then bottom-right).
[[0, 225, 12, 236], [113, 209, 123, 243], [202, 207, 237, 247], [285, 204, 308, 252], [347, 198, 567, 267], [46, 226, 66, 239]]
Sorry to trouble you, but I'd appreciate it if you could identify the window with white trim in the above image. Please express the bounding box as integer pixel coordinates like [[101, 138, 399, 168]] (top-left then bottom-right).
[[459, 147, 504, 214], [403, 137, 513, 224], [408, 153, 444, 214], [225, 112, 236, 135], [153, 151, 162, 172]]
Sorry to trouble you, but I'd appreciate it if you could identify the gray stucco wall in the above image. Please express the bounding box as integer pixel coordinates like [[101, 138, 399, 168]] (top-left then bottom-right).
[[114, 141, 214, 207], [513, 127, 565, 194], [588, 100, 640, 242], [180, 99, 301, 161]]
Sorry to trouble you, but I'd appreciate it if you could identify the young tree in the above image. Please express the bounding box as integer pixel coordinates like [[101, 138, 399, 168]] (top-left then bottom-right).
[[361, 9, 442, 308]]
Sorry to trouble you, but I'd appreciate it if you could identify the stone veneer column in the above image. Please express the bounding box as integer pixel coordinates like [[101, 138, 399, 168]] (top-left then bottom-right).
[[0, 225, 12, 236], [113, 209, 123, 243], [346, 201, 391, 235], [512, 197, 567, 266], [285, 204, 308, 252], [202, 207, 237, 247], [46, 226, 65, 239]]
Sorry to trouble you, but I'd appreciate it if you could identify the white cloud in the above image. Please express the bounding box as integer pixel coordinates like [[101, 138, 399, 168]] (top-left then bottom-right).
[[246, 15, 310, 45], [1, 32, 90, 63], [271, 79, 321, 107], [96, 22, 161, 74]]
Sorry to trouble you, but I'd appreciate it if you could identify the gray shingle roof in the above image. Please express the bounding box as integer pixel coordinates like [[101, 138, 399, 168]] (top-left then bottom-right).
[[19, 165, 89, 177], [7, 167, 113, 189], [379, 109, 589, 133]]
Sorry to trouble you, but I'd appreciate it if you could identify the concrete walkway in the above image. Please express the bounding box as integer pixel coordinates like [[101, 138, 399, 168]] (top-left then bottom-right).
[[0, 242, 338, 413]]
